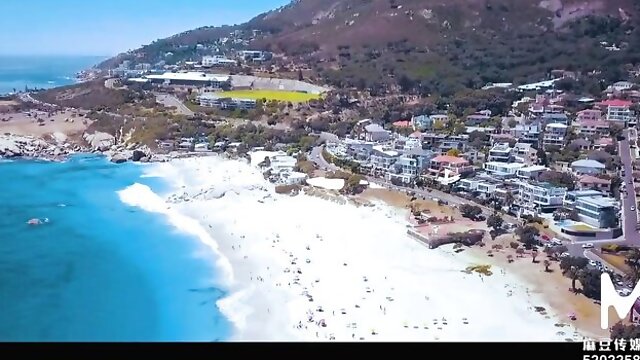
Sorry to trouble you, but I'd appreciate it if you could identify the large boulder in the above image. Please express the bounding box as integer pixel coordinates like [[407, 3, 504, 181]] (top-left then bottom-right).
[[83, 132, 115, 151], [110, 150, 133, 164], [132, 150, 146, 162]]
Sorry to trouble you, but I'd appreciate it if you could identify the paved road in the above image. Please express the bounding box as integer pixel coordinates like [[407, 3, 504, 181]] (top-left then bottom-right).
[[310, 145, 338, 171], [619, 128, 640, 246], [155, 93, 195, 116], [309, 146, 520, 224]]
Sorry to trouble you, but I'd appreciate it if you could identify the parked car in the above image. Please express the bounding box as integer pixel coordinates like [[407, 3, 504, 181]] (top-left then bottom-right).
[[632, 206, 636, 211], [581, 243, 594, 249], [618, 288, 632, 296], [560, 252, 570, 258]]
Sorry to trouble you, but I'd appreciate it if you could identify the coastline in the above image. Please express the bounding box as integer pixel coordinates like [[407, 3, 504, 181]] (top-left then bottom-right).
[[123, 154, 596, 341], [358, 187, 609, 340]]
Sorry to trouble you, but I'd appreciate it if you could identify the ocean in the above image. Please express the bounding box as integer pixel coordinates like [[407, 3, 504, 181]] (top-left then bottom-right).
[[0, 155, 230, 341], [0, 55, 106, 95]]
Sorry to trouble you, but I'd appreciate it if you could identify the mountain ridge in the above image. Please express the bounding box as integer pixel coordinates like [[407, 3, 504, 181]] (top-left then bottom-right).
[[98, 0, 640, 95]]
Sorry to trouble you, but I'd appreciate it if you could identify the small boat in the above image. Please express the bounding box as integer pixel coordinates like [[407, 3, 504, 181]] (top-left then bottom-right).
[[27, 218, 42, 225]]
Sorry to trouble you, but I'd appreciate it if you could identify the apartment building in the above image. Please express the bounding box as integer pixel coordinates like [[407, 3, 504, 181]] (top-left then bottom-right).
[[570, 159, 606, 176], [574, 119, 609, 136], [574, 196, 618, 228], [387, 156, 418, 183], [487, 143, 512, 162], [483, 162, 526, 178], [509, 123, 541, 146], [517, 181, 567, 214], [512, 142, 538, 165], [577, 175, 611, 194], [516, 165, 547, 180], [576, 109, 603, 122], [427, 155, 473, 185], [597, 99, 635, 125], [542, 123, 568, 149], [369, 146, 399, 169]]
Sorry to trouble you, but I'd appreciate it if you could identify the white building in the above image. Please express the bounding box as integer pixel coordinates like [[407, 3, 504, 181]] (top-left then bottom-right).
[[597, 99, 635, 125], [516, 165, 547, 180], [370, 145, 399, 169], [543, 123, 568, 148], [363, 124, 391, 142], [202, 55, 237, 67], [570, 159, 606, 176], [483, 162, 526, 177], [487, 143, 512, 162], [518, 181, 567, 214]]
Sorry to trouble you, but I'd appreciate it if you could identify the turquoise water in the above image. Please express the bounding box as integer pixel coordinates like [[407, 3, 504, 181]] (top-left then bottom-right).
[[0, 155, 230, 341], [0, 56, 105, 95]]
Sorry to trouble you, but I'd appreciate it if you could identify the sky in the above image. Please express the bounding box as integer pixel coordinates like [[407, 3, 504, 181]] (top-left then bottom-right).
[[0, 0, 290, 56]]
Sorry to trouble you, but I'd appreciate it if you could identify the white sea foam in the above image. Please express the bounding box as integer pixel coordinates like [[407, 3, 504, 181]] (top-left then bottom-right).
[[122, 155, 585, 341]]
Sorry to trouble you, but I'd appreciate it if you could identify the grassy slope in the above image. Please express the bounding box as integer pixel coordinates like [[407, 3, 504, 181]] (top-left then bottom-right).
[[221, 90, 321, 102]]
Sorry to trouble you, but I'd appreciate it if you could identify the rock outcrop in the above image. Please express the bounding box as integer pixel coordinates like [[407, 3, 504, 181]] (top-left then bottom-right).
[[0, 134, 80, 160], [83, 131, 115, 151]]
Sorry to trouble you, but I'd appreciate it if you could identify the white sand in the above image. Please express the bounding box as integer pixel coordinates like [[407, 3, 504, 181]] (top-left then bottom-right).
[[306, 177, 345, 190], [118, 156, 585, 342]]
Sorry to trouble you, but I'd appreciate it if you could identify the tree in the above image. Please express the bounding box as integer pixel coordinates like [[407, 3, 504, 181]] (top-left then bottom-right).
[[446, 148, 461, 157], [515, 225, 539, 249], [578, 267, 602, 299], [536, 148, 549, 166], [626, 248, 640, 284], [543, 259, 551, 272], [486, 213, 504, 234], [539, 171, 575, 190], [532, 249, 539, 263], [611, 322, 640, 340], [460, 204, 482, 219], [507, 119, 517, 128], [609, 124, 624, 139], [559, 256, 588, 292], [468, 130, 488, 149]]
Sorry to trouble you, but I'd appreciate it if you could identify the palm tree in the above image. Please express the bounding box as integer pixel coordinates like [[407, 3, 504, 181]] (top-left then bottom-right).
[[626, 249, 640, 284], [543, 259, 551, 272], [567, 265, 580, 293]]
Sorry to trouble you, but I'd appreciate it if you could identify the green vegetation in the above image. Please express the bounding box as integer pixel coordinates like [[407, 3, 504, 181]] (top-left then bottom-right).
[[221, 90, 321, 103]]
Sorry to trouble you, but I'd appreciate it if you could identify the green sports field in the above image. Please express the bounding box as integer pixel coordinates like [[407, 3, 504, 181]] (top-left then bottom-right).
[[220, 90, 322, 103]]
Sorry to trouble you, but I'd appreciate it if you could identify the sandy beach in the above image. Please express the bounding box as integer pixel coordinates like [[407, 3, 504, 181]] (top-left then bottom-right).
[[0, 109, 90, 137], [119, 155, 595, 341]]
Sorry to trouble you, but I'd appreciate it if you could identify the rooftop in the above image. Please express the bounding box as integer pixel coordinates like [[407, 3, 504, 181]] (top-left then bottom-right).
[[485, 162, 526, 169], [518, 165, 547, 172], [431, 155, 469, 164], [364, 124, 387, 133], [546, 123, 568, 129], [372, 145, 399, 157], [578, 175, 611, 185], [576, 195, 617, 209], [571, 159, 606, 169], [598, 99, 633, 107], [145, 71, 230, 82], [392, 120, 411, 128]]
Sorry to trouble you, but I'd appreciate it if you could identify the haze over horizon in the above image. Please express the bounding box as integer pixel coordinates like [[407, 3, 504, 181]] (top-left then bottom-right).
[[0, 0, 290, 56]]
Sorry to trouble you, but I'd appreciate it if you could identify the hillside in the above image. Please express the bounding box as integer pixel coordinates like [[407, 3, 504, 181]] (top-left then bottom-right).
[[100, 0, 640, 95]]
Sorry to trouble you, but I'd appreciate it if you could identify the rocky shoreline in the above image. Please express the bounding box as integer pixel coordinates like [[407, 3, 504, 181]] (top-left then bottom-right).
[[0, 131, 219, 164], [0, 131, 156, 164]]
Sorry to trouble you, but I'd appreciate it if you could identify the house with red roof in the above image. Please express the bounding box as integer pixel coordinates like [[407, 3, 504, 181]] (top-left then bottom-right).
[[392, 120, 411, 128], [577, 175, 611, 194], [596, 99, 635, 125], [593, 137, 614, 151], [426, 155, 473, 185], [574, 119, 609, 137]]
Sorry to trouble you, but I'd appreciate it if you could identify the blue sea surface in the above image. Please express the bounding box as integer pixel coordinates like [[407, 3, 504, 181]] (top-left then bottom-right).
[[0, 155, 230, 341], [0, 56, 105, 95]]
